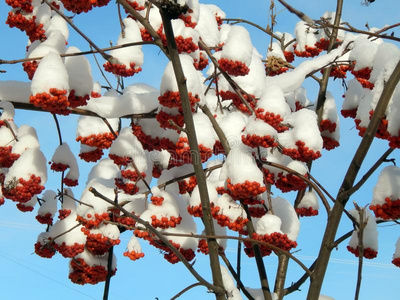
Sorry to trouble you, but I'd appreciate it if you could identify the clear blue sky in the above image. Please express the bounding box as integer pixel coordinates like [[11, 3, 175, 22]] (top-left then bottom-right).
[[0, 1, 399, 299]]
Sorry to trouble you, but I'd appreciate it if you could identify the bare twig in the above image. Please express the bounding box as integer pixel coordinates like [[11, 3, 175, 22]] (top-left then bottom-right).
[[170, 283, 203, 300], [277, 0, 314, 26]]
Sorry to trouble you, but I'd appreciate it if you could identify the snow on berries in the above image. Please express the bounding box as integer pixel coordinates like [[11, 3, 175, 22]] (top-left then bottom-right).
[[23, 30, 67, 80], [104, 18, 144, 77], [392, 237, 400, 268], [124, 234, 144, 261], [346, 209, 378, 259], [68, 250, 116, 285], [294, 21, 322, 58], [83, 223, 121, 256], [140, 188, 182, 229], [218, 26, 253, 76], [29, 52, 70, 115], [51, 142, 76, 171], [278, 109, 323, 162], [370, 166, 400, 220], [211, 193, 248, 233], [159, 54, 203, 110], [2, 148, 47, 203], [188, 180, 218, 217], [76, 116, 118, 149], [241, 116, 278, 149], [34, 231, 56, 259], [220, 146, 266, 199], [255, 85, 291, 133], [319, 92, 340, 150], [50, 212, 86, 258], [36, 190, 58, 225], [65, 46, 94, 107], [349, 36, 377, 89], [296, 190, 319, 217]]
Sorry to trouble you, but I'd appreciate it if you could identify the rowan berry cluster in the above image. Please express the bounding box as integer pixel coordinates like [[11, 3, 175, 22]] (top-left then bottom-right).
[[282, 140, 322, 162], [346, 246, 378, 259], [370, 198, 400, 220], [244, 232, 297, 257], [2, 174, 44, 203], [103, 61, 142, 77], [296, 207, 319, 217], [78, 148, 104, 162], [226, 178, 266, 199], [54, 242, 85, 258], [30, 88, 70, 115], [218, 58, 250, 76]]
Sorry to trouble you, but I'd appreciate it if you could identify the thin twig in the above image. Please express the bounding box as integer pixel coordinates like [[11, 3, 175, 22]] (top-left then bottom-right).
[[170, 282, 203, 300], [277, 0, 314, 26]]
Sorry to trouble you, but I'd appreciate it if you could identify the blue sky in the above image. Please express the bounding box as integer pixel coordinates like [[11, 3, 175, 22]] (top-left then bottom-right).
[[1, 0, 400, 299]]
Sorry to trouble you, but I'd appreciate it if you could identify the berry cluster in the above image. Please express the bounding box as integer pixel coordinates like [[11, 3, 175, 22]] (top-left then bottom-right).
[[58, 209, 72, 220], [187, 204, 203, 217], [6, 11, 46, 42], [140, 28, 153, 42], [283, 51, 295, 63], [83, 231, 121, 256], [69, 257, 115, 285], [30, 88, 70, 115], [219, 91, 256, 115], [370, 197, 400, 220], [322, 136, 340, 150], [68, 89, 90, 108], [34, 241, 56, 259], [255, 108, 287, 132], [193, 52, 209, 71], [157, 27, 198, 54], [61, 0, 111, 14], [211, 206, 248, 232], [319, 119, 337, 133], [158, 91, 200, 109], [294, 45, 322, 58], [16, 202, 34, 212], [346, 246, 378, 259], [244, 232, 297, 257], [350, 65, 374, 89], [2, 174, 45, 203], [275, 173, 307, 193], [392, 257, 400, 268], [247, 205, 267, 218], [175, 137, 213, 164], [282, 140, 322, 162], [36, 212, 54, 225], [63, 177, 78, 187], [178, 176, 197, 194], [123, 249, 144, 261], [121, 170, 146, 182], [54, 242, 85, 258], [150, 215, 182, 229], [296, 207, 318, 217], [109, 154, 131, 166], [76, 212, 110, 229], [241, 133, 277, 149], [114, 178, 139, 195], [22, 60, 38, 80], [218, 58, 250, 76], [79, 148, 104, 162], [151, 195, 164, 206], [103, 61, 142, 77], [76, 132, 117, 149], [149, 238, 195, 264], [0, 146, 20, 168], [50, 162, 69, 172], [226, 178, 266, 199], [156, 109, 185, 130]]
